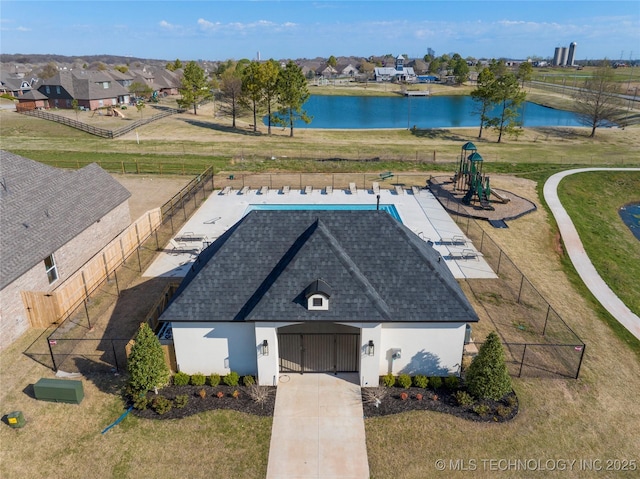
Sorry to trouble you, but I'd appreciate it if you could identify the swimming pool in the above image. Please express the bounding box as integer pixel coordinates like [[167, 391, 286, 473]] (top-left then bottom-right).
[[245, 204, 403, 223]]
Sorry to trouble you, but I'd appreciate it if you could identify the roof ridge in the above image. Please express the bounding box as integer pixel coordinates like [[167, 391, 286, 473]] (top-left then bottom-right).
[[314, 218, 392, 320]]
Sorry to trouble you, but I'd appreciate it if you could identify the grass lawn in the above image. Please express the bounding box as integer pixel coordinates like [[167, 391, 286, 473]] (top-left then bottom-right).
[[1, 90, 639, 478]]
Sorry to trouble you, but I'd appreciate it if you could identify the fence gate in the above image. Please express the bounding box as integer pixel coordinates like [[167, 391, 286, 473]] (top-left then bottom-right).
[[278, 333, 359, 374], [21, 291, 60, 328]]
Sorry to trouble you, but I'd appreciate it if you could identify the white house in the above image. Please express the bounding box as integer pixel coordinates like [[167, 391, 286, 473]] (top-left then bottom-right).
[[374, 55, 416, 82], [159, 210, 479, 387]]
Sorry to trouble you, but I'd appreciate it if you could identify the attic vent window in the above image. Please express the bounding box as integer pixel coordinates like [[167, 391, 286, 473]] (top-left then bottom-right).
[[304, 279, 331, 311]]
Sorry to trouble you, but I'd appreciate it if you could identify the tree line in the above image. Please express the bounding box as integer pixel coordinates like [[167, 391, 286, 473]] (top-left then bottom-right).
[[176, 59, 311, 137]]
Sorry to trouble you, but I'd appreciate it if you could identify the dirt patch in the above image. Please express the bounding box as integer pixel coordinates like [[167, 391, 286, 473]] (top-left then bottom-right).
[[112, 174, 191, 219]]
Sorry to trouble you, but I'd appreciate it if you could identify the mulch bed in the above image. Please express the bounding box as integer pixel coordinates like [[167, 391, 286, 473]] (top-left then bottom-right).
[[130, 384, 517, 423], [131, 385, 276, 419], [362, 387, 519, 423]]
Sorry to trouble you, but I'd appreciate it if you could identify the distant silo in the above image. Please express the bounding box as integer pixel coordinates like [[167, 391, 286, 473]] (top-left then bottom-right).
[[560, 47, 569, 66], [553, 47, 562, 66], [567, 42, 577, 66]]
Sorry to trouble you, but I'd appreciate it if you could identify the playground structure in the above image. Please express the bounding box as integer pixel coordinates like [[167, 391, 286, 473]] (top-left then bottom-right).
[[91, 105, 128, 119], [453, 142, 510, 210]]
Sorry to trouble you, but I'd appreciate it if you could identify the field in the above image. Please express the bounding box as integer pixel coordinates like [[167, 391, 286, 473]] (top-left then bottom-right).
[[1, 87, 640, 478]]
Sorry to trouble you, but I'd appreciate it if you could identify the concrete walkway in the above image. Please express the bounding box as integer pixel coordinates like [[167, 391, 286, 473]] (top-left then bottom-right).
[[266, 373, 369, 479], [543, 168, 640, 340]]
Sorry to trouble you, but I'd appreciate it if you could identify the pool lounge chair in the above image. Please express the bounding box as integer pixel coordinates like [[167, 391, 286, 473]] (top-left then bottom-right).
[[372, 182, 380, 194], [349, 182, 357, 194], [325, 185, 333, 194], [305, 185, 313, 194]]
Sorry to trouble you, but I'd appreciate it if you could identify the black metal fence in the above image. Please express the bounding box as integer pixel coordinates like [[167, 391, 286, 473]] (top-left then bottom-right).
[[31, 167, 215, 374], [430, 187, 586, 379]]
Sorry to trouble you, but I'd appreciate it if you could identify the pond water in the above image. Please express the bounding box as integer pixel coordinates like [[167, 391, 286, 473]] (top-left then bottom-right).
[[266, 95, 582, 129], [619, 203, 640, 241]]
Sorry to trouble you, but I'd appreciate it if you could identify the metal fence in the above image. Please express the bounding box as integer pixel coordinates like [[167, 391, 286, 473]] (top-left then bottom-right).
[[32, 167, 215, 374], [430, 187, 586, 379]]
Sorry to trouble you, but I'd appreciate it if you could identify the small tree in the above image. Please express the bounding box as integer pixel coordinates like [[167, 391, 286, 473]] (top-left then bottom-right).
[[465, 331, 512, 400], [127, 323, 170, 394], [178, 61, 212, 115], [272, 61, 311, 137], [573, 61, 622, 137], [71, 99, 80, 121]]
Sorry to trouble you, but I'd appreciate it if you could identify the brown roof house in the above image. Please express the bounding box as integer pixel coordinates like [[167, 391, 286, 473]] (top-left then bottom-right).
[[0, 151, 131, 350], [37, 70, 131, 110]]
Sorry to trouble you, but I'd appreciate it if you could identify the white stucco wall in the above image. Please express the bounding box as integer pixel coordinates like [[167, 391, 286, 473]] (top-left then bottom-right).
[[348, 322, 381, 387], [255, 322, 292, 386], [379, 322, 466, 377], [171, 322, 257, 376]]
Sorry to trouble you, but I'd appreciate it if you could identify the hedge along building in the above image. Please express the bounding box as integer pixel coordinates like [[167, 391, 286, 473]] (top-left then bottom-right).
[[158, 210, 479, 387], [0, 151, 131, 350]]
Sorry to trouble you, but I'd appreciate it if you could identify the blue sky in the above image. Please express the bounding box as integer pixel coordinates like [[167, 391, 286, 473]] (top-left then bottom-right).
[[1, 1, 638, 61]]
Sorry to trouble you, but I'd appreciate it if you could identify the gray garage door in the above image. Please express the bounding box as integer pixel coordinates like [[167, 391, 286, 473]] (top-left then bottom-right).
[[278, 333, 359, 373]]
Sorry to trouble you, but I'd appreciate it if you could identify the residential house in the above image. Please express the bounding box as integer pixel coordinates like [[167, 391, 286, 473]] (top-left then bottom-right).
[[0, 151, 131, 350], [15, 89, 49, 112], [159, 210, 479, 386], [36, 70, 130, 110]]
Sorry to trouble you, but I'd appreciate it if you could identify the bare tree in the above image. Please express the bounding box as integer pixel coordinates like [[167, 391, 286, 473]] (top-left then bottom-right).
[[573, 61, 623, 137], [218, 68, 244, 128]]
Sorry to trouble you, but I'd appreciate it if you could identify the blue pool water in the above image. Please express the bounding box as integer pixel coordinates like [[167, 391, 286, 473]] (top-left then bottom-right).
[[619, 203, 640, 241], [246, 204, 403, 223]]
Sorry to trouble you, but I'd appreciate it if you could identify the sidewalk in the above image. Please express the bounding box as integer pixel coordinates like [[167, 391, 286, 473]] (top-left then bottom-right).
[[544, 168, 640, 341], [266, 373, 369, 479]]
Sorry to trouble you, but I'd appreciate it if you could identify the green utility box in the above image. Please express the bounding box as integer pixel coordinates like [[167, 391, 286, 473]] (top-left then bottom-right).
[[7, 411, 26, 428], [33, 378, 84, 404]]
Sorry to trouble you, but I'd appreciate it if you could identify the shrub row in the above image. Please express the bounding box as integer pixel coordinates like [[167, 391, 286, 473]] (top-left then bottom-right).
[[134, 394, 190, 414], [172, 371, 255, 388], [380, 373, 459, 390]]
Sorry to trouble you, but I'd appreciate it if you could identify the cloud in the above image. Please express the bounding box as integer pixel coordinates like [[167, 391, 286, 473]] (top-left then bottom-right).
[[197, 18, 220, 30], [16, 26, 31, 32], [197, 18, 297, 34], [159, 20, 176, 30]]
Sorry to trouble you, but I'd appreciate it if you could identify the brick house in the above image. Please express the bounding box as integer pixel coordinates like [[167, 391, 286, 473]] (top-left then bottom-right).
[[0, 151, 131, 350]]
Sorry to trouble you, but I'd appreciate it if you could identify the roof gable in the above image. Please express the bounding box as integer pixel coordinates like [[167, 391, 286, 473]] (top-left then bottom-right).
[[161, 211, 478, 324]]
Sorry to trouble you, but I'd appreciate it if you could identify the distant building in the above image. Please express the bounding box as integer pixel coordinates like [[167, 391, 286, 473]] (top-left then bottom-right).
[[553, 42, 577, 66], [374, 55, 416, 82]]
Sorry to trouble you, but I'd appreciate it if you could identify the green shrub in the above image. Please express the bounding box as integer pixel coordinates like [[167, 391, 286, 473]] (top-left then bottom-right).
[[429, 376, 443, 389], [454, 390, 474, 406], [397, 374, 412, 389], [174, 394, 189, 408], [152, 396, 173, 415], [133, 395, 149, 410], [507, 394, 518, 407], [444, 376, 459, 390], [242, 375, 255, 386], [496, 405, 512, 418], [465, 331, 513, 400], [190, 373, 206, 386], [413, 375, 428, 388], [173, 371, 190, 386], [381, 373, 396, 388], [128, 323, 170, 393], [223, 371, 240, 387], [209, 373, 221, 387], [473, 404, 490, 417]]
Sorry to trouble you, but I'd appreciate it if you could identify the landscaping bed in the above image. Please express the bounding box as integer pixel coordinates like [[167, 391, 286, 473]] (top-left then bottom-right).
[[361, 387, 519, 423], [131, 385, 276, 419]]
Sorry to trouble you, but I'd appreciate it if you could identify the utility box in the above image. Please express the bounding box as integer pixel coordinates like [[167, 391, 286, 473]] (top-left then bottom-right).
[[33, 378, 84, 404], [7, 411, 26, 428]]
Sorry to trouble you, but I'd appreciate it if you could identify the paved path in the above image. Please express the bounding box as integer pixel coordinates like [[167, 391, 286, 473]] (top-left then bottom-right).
[[543, 168, 640, 340], [266, 373, 369, 479]]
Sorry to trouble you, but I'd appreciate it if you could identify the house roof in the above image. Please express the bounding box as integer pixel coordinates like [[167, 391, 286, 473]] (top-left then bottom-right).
[[18, 89, 47, 100], [0, 151, 131, 289], [161, 210, 479, 324]]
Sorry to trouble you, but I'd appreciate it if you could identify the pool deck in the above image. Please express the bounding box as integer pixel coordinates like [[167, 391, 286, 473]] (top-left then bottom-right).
[[143, 186, 497, 280]]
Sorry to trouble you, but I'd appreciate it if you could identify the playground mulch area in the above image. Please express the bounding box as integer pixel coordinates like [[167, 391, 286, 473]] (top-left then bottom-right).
[[429, 176, 537, 221]]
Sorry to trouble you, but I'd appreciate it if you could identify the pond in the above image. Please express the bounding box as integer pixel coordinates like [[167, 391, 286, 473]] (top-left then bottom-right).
[[266, 95, 582, 129], [619, 203, 640, 241]]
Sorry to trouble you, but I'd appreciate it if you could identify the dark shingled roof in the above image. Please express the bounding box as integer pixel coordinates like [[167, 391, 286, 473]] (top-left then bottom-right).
[[0, 151, 131, 289], [161, 210, 479, 324]]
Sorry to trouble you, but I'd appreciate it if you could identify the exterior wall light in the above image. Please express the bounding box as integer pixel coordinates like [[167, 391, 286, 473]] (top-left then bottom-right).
[[262, 340, 269, 356], [367, 340, 375, 356]]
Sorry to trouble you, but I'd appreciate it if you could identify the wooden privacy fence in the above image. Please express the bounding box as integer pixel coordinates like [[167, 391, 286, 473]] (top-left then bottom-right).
[[23, 208, 162, 327]]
